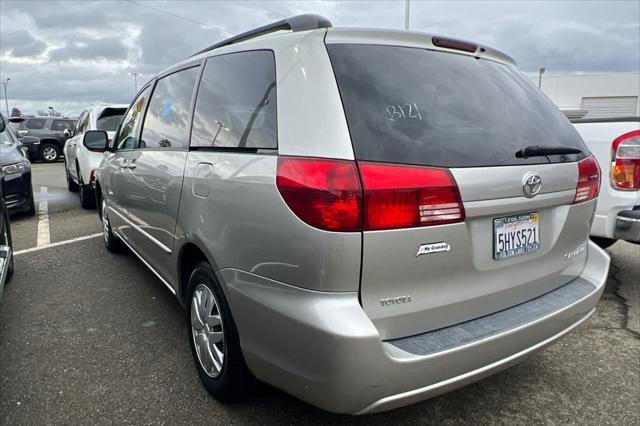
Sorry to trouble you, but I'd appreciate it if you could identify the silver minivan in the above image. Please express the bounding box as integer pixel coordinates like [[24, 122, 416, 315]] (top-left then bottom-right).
[[91, 15, 610, 414]]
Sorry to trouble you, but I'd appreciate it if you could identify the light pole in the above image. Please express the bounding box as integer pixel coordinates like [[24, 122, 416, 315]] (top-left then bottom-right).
[[404, 0, 410, 30], [538, 67, 546, 90], [1, 78, 10, 117], [128, 72, 142, 93], [48, 106, 55, 117]]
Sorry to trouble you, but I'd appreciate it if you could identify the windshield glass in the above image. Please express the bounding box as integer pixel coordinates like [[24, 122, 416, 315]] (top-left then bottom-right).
[[327, 44, 588, 168], [0, 128, 16, 146]]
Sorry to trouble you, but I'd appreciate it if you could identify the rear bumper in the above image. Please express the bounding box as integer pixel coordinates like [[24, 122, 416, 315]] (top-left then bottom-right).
[[221, 240, 610, 415], [613, 208, 640, 242]]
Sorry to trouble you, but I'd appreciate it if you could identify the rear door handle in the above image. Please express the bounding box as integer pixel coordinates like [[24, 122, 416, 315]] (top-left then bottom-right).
[[128, 159, 137, 169]]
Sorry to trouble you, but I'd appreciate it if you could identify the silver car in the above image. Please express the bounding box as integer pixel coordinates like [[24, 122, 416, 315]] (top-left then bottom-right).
[[91, 15, 610, 414]]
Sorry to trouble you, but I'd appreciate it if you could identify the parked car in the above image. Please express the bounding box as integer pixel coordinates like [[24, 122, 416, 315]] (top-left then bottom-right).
[[572, 117, 640, 248], [0, 116, 15, 300], [0, 184, 14, 302], [15, 116, 75, 162], [93, 15, 610, 414], [63, 105, 127, 209], [1, 115, 35, 216]]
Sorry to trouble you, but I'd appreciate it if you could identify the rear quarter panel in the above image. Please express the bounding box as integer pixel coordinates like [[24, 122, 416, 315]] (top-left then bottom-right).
[[77, 147, 104, 183], [175, 152, 362, 294], [174, 31, 361, 295]]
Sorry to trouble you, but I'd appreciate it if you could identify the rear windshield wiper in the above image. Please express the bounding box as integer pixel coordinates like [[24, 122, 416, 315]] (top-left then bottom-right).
[[515, 145, 583, 159]]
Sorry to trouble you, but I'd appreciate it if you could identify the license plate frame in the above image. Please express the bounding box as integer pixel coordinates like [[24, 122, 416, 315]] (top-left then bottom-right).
[[493, 212, 540, 260]]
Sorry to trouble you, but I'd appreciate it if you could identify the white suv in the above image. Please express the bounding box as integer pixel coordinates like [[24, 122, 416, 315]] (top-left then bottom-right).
[[63, 105, 127, 208]]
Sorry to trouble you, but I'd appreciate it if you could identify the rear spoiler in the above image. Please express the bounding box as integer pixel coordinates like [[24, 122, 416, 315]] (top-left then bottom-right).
[[570, 116, 640, 124]]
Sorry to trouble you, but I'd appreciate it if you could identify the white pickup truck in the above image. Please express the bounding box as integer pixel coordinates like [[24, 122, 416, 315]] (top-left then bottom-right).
[[572, 117, 640, 248]]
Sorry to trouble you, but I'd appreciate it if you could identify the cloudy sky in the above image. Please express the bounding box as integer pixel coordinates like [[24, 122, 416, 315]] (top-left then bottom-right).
[[1, 0, 638, 116]]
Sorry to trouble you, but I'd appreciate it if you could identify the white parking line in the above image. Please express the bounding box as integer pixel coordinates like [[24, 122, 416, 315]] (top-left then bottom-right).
[[15, 233, 103, 256], [36, 186, 50, 247]]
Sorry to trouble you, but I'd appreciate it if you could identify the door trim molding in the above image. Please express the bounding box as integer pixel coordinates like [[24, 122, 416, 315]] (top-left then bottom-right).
[[112, 227, 177, 295], [108, 206, 173, 254]]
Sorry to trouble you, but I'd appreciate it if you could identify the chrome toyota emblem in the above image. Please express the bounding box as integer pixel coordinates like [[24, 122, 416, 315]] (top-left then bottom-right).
[[522, 172, 542, 198]]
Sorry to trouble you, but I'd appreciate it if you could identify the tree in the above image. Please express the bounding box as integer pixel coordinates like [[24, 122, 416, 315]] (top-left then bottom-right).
[[10, 107, 22, 117]]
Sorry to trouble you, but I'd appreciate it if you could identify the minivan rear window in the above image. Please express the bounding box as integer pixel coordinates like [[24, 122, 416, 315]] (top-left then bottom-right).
[[327, 44, 587, 168]]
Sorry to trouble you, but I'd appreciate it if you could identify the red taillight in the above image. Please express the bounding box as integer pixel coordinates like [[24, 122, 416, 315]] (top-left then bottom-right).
[[276, 157, 362, 232], [611, 130, 640, 190], [89, 169, 96, 183], [277, 157, 465, 232], [573, 156, 601, 204], [359, 163, 464, 230]]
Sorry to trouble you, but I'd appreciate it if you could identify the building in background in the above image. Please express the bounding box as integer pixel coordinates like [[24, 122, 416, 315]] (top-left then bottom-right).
[[526, 72, 640, 119]]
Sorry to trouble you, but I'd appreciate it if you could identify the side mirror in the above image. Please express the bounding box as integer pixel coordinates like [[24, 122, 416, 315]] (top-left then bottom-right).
[[63, 128, 72, 138], [17, 130, 28, 138], [83, 130, 109, 152]]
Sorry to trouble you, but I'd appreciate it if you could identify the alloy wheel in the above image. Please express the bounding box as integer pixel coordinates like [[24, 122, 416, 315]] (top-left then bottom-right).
[[102, 200, 110, 243], [43, 146, 57, 161], [191, 284, 225, 378]]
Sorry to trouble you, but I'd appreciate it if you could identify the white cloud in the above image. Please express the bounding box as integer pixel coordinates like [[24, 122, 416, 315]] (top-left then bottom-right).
[[0, 0, 638, 116]]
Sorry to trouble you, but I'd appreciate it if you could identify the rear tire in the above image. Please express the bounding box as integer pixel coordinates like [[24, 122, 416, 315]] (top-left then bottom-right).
[[187, 262, 254, 402], [591, 237, 617, 249], [80, 184, 95, 209], [39, 143, 60, 163], [78, 168, 96, 209], [66, 163, 79, 192], [101, 198, 124, 253]]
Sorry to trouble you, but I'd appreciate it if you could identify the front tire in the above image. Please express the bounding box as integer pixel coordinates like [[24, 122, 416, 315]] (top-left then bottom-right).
[[1, 208, 14, 282], [101, 198, 124, 253], [39, 143, 60, 163], [187, 262, 253, 402]]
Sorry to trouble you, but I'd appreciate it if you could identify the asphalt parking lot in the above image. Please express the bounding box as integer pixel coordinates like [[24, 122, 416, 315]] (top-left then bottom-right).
[[0, 162, 638, 425]]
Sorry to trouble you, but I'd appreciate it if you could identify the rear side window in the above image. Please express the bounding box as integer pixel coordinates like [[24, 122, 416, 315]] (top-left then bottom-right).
[[140, 67, 199, 149], [74, 112, 86, 134], [51, 119, 75, 131], [26, 118, 46, 130], [96, 108, 126, 132], [191, 50, 277, 149], [327, 44, 587, 167], [115, 86, 152, 150], [77, 112, 90, 134]]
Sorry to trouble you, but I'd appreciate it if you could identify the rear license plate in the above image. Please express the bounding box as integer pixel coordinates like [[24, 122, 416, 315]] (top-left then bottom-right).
[[493, 212, 540, 260]]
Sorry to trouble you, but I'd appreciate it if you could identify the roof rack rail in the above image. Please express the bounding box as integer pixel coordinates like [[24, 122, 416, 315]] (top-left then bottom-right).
[[191, 14, 332, 57]]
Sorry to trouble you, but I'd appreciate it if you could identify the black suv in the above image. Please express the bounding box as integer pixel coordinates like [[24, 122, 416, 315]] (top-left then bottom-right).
[[15, 116, 76, 162]]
